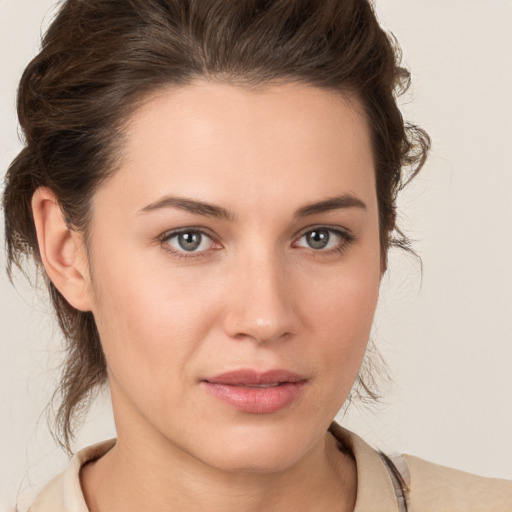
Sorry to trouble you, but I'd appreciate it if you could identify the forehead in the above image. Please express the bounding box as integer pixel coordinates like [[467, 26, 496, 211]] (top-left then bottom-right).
[[94, 80, 376, 219]]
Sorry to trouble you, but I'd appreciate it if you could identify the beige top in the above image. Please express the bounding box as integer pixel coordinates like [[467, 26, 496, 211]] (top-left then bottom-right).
[[29, 423, 512, 512]]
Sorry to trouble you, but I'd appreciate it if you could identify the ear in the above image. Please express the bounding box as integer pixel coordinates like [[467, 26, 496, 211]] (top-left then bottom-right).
[[31, 187, 93, 312]]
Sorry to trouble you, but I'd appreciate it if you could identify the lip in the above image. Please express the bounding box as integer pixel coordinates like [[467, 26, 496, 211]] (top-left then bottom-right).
[[201, 369, 307, 414]]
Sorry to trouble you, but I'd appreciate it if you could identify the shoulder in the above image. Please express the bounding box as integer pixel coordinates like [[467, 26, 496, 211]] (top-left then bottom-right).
[[27, 471, 67, 512], [330, 422, 512, 512], [28, 438, 116, 512], [404, 454, 512, 512]]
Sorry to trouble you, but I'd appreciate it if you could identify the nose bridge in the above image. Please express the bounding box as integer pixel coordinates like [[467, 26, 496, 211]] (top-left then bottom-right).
[[223, 244, 295, 343]]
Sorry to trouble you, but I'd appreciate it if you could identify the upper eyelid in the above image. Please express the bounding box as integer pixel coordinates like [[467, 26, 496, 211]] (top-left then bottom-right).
[[293, 224, 353, 240], [159, 228, 219, 258], [160, 226, 217, 242], [158, 228, 220, 257], [160, 224, 351, 241], [160, 224, 352, 238], [293, 227, 353, 249]]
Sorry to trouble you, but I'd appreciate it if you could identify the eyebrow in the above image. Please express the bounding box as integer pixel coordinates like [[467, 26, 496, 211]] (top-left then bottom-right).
[[138, 193, 366, 220], [294, 194, 366, 218], [139, 196, 235, 220]]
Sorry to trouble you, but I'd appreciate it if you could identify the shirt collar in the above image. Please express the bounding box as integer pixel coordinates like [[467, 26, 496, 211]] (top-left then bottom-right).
[[329, 422, 401, 511], [33, 425, 399, 512]]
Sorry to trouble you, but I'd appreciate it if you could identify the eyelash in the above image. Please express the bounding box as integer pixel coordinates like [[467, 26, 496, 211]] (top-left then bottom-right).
[[293, 226, 355, 257], [159, 227, 219, 260], [158, 225, 355, 260]]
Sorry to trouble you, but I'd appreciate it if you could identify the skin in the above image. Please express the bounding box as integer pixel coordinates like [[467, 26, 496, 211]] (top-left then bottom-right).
[[32, 80, 382, 512]]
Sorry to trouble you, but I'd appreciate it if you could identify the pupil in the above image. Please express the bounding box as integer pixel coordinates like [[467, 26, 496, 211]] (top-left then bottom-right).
[[307, 230, 329, 249], [179, 232, 201, 251]]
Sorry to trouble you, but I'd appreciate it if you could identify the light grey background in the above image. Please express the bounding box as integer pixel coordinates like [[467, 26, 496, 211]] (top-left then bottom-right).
[[1, 1, 511, 510]]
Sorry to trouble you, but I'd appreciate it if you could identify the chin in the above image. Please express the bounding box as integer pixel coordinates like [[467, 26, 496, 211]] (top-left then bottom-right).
[[189, 419, 320, 474], [205, 444, 305, 474]]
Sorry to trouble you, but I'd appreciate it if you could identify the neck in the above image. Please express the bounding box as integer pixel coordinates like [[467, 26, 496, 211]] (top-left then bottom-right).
[[81, 427, 356, 512]]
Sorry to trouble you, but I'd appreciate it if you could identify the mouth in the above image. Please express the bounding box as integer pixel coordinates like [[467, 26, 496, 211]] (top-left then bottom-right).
[[237, 382, 283, 388], [201, 369, 308, 414]]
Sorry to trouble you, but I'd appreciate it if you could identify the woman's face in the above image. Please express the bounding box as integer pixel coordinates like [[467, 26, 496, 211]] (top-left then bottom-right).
[[85, 81, 381, 472]]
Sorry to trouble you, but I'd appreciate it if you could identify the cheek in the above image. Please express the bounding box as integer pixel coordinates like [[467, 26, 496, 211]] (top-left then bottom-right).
[[302, 256, 381, 380], [306, 247, 380, 330], [318, 285, 378, 368], [88, 246, 222, 391]]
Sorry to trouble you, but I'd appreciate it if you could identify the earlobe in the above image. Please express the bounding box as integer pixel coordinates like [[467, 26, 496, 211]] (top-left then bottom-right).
[[31, 187, 93, 312]]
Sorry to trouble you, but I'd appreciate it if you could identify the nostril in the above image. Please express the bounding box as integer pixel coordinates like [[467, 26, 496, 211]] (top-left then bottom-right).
[[251, 331, 292, 345]]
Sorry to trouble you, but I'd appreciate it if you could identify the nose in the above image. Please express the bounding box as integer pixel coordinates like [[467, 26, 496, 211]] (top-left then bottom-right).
[[222, 253, 297, 344]]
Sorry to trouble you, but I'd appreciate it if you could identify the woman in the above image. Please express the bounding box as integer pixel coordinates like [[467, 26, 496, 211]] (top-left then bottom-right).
[[2, 1, 511, 511]]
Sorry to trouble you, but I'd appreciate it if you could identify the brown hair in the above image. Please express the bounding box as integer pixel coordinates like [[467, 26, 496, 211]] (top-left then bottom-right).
[[3, 0, 430, 453]]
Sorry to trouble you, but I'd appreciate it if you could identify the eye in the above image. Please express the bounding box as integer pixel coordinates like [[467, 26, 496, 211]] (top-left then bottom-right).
[[161, 229, 218, 255], [294, 227, 352, 252]]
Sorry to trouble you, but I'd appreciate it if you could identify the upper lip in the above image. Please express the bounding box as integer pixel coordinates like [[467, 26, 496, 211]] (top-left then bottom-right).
[[204, 369, 307, 386]]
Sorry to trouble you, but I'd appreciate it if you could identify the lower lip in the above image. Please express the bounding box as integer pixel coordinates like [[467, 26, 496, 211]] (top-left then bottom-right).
[[201, 381, 306, 413]]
